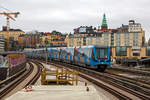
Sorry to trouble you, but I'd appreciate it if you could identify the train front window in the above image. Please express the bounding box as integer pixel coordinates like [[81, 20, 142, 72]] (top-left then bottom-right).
[[95, 48, 108, 59]]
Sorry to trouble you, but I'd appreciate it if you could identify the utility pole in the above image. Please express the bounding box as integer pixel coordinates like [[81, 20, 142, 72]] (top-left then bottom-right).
[[46, 47, 47, 64], [0, 12, 20, 51], [45, 38, 49, 64]]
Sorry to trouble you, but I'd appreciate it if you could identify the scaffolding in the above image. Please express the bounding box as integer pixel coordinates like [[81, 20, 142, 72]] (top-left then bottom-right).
[[41, 67, 78, 85]]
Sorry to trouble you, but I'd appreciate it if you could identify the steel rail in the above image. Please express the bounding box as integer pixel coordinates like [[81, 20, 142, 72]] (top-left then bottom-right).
[[0, 62, 33, 99], [36, 59, 132, 100], [48, 60, 150, 100]]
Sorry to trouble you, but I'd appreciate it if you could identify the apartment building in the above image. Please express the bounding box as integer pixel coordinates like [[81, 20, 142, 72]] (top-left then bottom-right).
[[0, 26, 25, 41], [67, 19, 145, 47], [0, 37, 5, 52]]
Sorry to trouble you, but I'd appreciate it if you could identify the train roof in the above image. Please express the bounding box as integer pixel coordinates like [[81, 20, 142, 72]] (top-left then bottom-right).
[[75, 45, 109, 48], [94, 45, 109, 48], [24, 45, 109, 52]]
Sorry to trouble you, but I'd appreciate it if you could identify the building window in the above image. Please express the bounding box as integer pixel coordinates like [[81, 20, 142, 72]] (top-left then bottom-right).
[[146, 46, 150, 56], [116, 46, 127, 56], [111, 33, 114, 46], [88, 38, 92, 45], [133, 53, 140, 56], [96, 37, 100, 45], [83, 37, 86, 45]]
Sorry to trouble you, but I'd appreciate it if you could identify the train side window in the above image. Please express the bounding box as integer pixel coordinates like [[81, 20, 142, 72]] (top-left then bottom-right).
[[62, 50, 64, 56], [83, 48, 87, 57], [74, 48, 78, 56], [54, 49, 56, 55], [81, 53, 85, 56], [91, 50, 95, 60], [88, 48, 92, 58]]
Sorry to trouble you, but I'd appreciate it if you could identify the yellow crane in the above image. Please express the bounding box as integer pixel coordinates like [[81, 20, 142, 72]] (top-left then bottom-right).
[[0, 12, 20, 51]]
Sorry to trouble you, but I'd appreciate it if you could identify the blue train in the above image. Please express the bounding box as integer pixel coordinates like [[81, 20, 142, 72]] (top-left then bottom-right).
[[25, 45, 111, 72]]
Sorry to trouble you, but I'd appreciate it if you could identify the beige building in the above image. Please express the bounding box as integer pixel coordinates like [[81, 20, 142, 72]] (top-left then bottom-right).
[[0, 28, 25, 41], [67, 33, 103, 47], [66, 20, 145, 47], [67, 31, 145, 47]]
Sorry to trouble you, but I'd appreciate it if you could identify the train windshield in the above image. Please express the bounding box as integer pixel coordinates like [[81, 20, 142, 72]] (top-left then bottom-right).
[[95, 48, 108, 59]]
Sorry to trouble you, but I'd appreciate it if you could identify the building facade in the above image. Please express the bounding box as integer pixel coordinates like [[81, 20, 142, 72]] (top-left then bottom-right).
[[21, 33, 41, 48], [67, 15, 145, 47], [0, 27, 25, 41], [19, 31, 67, 48], [67, 33, 103, 47], [0, 37, 6, 52]]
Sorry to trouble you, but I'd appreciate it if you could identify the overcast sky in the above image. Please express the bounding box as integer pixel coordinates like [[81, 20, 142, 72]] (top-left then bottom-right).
[[0, 0, 150, 41]]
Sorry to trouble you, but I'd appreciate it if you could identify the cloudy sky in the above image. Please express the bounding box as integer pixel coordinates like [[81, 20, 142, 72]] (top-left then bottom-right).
[[0, 0, 150, 41]]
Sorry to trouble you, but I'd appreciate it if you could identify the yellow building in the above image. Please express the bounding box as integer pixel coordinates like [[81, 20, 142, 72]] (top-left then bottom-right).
[[40, 35, 49, 46], [111, 46, 150, 63], [18, 35, 24, 45], [40, 34, 61, 45], [67, 33, 103, 47], [0, 28, 25, 41], [39, 33, 67, 47]]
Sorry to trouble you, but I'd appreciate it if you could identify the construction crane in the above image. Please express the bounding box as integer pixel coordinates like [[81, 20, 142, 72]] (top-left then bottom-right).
[[0, 12, 20, 51]]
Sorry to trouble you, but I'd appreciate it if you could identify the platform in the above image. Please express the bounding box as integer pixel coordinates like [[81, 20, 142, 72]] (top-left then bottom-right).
[[41, 63, 78, 85], [6, 85, 101, 100]]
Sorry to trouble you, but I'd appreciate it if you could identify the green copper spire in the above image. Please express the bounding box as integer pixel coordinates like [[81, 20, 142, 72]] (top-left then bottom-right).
[[102, 13, 107, 27]]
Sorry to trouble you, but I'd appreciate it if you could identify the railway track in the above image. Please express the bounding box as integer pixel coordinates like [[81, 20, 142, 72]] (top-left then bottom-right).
[[26, 60, 43, 85], [0, 63, 33, 99], [105, 71, 150, 89], [108, 67, 150, 84], [0, 61, 42, 100], [34, 60, 131, 99], [36, 59, 150, 100], [96, 72, 150, 99], [79, 71, 132, 100], [109, 66, 150, 76]]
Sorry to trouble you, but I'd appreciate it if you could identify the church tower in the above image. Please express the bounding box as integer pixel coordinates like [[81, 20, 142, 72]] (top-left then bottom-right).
[[101, 13, 108, 30]]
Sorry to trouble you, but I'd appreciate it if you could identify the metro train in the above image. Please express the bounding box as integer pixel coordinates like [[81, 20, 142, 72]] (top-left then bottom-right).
[[25, 45, 111, 72]]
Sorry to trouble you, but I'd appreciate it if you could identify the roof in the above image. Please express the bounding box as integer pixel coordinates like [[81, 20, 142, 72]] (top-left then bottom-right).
[[0, 29, 24, 32]]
